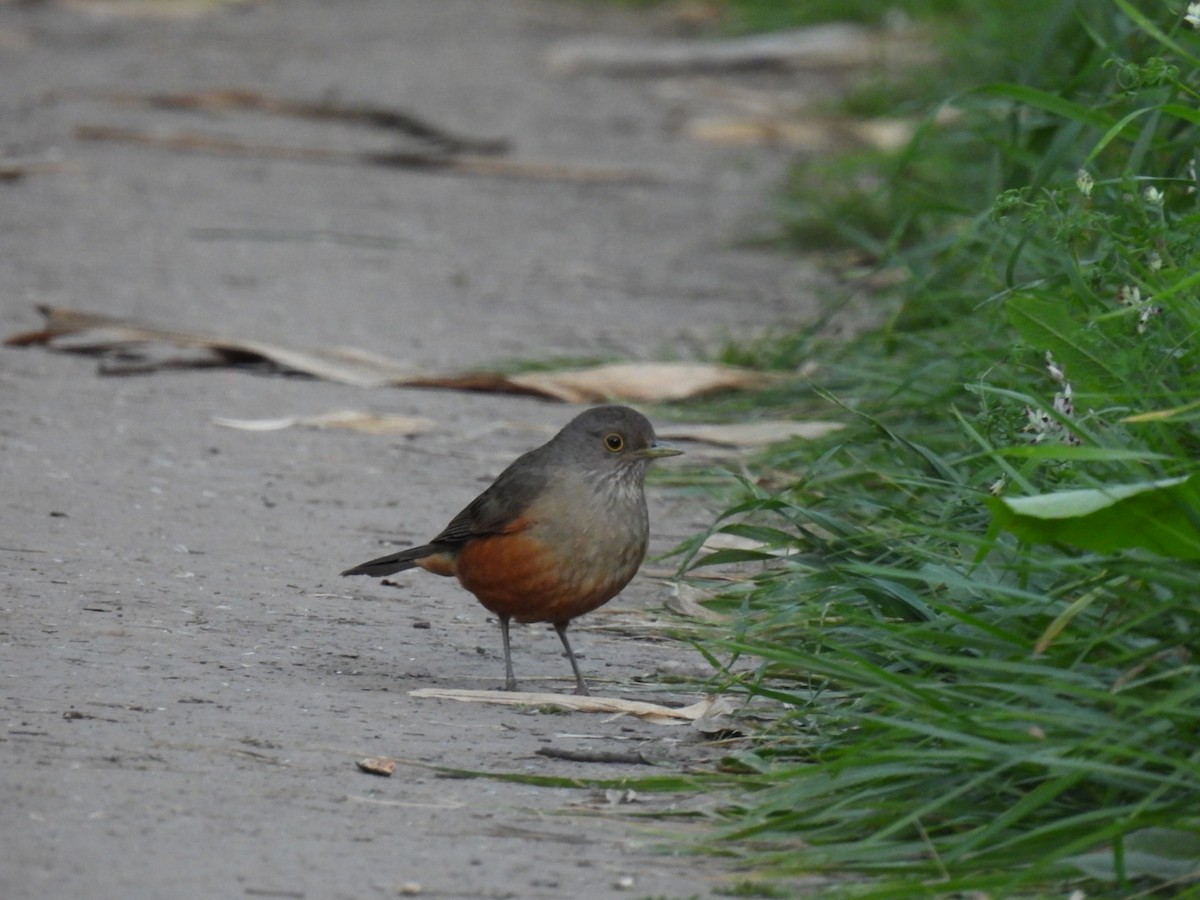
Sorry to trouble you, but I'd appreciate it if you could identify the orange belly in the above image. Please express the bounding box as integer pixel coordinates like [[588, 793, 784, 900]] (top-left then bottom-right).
[[450, 532, 640, 624]]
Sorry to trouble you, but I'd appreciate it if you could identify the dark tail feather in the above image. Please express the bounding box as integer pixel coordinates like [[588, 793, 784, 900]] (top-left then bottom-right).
[[340, 544, 438, 578]]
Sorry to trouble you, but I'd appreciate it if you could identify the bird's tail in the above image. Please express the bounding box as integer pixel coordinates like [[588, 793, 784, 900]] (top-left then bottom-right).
[[340, 543, 440, 578]]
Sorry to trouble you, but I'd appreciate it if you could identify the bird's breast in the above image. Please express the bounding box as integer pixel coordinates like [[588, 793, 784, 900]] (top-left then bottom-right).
[[452, 474, 650, 624]]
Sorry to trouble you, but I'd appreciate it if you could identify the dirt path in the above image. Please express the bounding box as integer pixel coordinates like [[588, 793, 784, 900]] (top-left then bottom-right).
[[1, 2, 831, 897]]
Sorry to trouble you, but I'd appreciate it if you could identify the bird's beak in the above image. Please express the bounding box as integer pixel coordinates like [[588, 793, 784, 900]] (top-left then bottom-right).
[[634, 441, 683, 460]]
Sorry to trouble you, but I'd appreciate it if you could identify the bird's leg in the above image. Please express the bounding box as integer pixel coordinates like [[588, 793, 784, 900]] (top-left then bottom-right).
[[499, 613, 518, 691], [554, 622, 590, 696]]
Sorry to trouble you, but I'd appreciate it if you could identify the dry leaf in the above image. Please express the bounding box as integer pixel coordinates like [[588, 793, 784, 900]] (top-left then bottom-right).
[[664, 583, 729, 623], [0, 159, 71, 182], [546, 23, 874, 75], [72, 87, 509, 155], [408, 688, 729, 726], [4, 306, 418, 387], [213, 410, 437, 436], [658, 420, 842, 447], [75, 125, 659, 185], [546, 22, 934, 76], [57, 0, 261, 19], [700, 532, 796, 558], [688, 115, 916, 152], [691, 694, 745, 737], [505, 362, 768, 403], [691, 694, 740, 721], [6, 307, 766, 402], [356, 756, 397, 777]]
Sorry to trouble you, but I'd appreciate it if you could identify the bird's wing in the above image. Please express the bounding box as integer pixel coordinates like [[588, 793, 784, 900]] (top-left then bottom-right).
[[429, 447, 553, 545]]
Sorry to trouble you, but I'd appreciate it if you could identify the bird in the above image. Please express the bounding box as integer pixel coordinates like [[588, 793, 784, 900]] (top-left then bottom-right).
[[340, 405, 682, 695]]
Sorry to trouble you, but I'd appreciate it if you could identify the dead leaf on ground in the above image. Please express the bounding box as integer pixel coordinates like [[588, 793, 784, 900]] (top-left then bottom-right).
[[213, 411, 438, 436], [690, 694, 740, 722], [63, 83, 666, 183], [688, 114, 917, 152], [0, 158, 72, 182], [658, 420, 843, 448], [500, 362, 768, 403], [4, 305, 417, 388], [700, 532, 795, 557], [66, 87, 510, 156], [664, 582, 730, 623], [547, 23, 935, 76], [74, 125, 662, 185], [355, 756, 397, 777], [408, 688, 730, 726], [548, 23, 876, 75], [56, 0, 263, 19], [5, 306, 766, 403]]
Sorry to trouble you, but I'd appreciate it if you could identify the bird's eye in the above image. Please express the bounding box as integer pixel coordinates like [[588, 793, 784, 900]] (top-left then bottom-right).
[[604, 433, 624, 452]]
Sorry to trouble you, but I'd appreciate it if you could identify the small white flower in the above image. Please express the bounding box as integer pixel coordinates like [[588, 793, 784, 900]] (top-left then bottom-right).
[[1187, 2, 1200, 28], [1075, 168, 1094, 197], [1144, 185, 1165, 205], [1116, 283, 1162, 334], [1053, 382, 1074, 419], [1024, 406, 1054, 442], [1024, 380, 1079, 445], [1148, 250, 1163, 272], [989, 475, 1007, 496], [1045, 352, 1065, 383], [1138, 304, 1163, 334]]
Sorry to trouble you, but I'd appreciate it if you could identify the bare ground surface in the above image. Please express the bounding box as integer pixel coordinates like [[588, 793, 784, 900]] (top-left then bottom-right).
[[1, 1, 837, 897]]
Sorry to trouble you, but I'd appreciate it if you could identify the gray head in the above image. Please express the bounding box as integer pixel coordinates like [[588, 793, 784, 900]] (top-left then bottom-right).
[[550, 406, 682, 480]]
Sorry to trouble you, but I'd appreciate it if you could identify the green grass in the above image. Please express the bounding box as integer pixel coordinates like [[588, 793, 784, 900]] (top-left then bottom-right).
[[550, 1, 1200, 895], [656, 0, 1200, 897]]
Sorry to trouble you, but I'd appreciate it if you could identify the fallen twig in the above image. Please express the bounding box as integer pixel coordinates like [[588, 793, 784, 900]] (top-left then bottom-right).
[[64, 87, 510, 155], [535, 746, 653, 765], [74, 124, 663, 184], [0, 159, 72, 182]]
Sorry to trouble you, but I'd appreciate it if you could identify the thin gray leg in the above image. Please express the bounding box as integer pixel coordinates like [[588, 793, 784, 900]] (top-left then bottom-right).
[[554, 622, 590, 696], [500, 614, 518, 691]]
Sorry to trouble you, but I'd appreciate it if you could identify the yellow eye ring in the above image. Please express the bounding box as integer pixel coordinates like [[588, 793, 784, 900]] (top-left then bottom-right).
[[604, 433, 624, 452]]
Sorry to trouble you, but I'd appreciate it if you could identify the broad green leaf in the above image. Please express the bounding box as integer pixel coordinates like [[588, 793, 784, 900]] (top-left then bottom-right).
[[1006, 294, 1121, 392], [986, 474, 1200, 559]]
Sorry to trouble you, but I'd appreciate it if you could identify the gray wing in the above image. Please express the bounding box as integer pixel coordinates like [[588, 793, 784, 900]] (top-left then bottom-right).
[[429, 446, 553, 544]]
